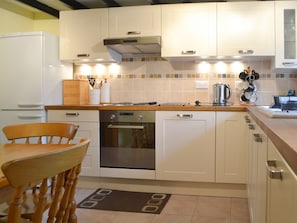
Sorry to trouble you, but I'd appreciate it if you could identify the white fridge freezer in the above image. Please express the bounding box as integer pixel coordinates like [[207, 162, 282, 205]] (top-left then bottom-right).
[[0, 32, 72, 143]]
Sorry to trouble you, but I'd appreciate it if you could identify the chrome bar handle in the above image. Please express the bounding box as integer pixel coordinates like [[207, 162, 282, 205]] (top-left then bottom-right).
[[248, 124, 255, 130], [282, 62, 297, 66], [244, 116, 251, 123], [266, 160, 283, 180], [77, 54, 90, 58], [181, 50, 196, 55], [238, 49, 254, 54], [177, 114, 193, 118], [108, 124, 144, 129], [127, 31, 141, 35], [253, 133, 262, 142], [65, 112, 80, 117]]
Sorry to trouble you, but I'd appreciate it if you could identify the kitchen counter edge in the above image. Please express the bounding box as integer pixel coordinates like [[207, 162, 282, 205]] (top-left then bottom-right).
[[45, 104, 247, 111]]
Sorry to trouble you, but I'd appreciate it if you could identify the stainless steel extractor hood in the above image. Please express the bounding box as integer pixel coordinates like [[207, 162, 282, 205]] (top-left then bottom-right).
[[103, 36, 161, 55]]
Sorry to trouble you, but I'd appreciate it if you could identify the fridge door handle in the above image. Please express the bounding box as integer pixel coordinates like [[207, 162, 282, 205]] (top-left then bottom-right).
[[18, 114, 43, 119], [18, 103, 43, 108]]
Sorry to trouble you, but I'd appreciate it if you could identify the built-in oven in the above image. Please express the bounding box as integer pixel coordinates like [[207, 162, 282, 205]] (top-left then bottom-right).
[[100, 110, 155, 175]]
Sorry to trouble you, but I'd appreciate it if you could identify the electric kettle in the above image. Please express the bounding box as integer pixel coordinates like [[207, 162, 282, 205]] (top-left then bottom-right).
[[213, 83, 232, 105]]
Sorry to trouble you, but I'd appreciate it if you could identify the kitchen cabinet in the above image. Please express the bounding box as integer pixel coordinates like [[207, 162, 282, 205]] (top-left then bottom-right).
[[245, 116, 267, 223], [217, 1, 275, 57], [108, 5, 161, 38], [216, 112, 247, 184], [161, 3, 216, 58], [47, 110, 100, 177], [60, 9, 119, 62], [266, 139, 297, 223], [156, 111, 215, 182], [275, 1, 297, 68]]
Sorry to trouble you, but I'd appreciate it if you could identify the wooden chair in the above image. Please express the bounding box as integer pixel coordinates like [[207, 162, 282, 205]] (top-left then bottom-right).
[[2, 122, 79, 144], [0, 138, 90, 223], [0, 122, 79, 219]]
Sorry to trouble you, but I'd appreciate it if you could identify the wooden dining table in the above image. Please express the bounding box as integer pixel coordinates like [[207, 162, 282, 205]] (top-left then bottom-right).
[[0, 143, 73, 187]]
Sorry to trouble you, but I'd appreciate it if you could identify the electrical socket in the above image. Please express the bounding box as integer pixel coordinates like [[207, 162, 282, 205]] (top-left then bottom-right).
[[195, 80, 209, 89]]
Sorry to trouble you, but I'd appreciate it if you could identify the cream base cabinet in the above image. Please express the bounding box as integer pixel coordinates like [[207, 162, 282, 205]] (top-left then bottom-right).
[[156, 111, 215, 182], [248, 123, 268, 223], [108, 5, 161, 38], [47, 110, 100, 177], [216, 112, 248, 184], [161, 3, 216, 58], [266, 139, 297, 223], [60, 9, 116, 61], [275, 1, 297, 68], [217, 1, 275, 56]]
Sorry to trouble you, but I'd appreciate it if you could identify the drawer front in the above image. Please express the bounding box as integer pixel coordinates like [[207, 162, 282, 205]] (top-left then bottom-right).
[[71, 122, 99, 147], [47, 110, 99, 122]]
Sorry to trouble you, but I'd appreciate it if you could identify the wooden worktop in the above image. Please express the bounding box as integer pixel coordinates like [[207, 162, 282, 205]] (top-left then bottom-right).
[[45, 104, 248, 111]]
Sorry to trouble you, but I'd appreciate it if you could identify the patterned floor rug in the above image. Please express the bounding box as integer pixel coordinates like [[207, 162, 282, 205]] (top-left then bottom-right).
[[77, 188, 171, 214]]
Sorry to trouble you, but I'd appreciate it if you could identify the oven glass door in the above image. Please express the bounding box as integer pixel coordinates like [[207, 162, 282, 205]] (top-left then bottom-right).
[[100, 122, 155, 170]]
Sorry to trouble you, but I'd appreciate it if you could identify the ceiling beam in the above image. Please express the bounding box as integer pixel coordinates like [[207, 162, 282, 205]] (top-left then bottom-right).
[[102, 0, 121, 7], [59, 0, 89, 9], [150, 0, 161, 4], [16, 0, 59, 18]]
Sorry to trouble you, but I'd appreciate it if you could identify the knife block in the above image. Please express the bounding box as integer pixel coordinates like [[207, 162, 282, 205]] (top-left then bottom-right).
[[63, 80, 89, 105]]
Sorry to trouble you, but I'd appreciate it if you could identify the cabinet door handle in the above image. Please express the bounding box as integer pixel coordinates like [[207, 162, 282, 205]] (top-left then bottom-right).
[[238, 49, 254, 55], [266, 160, 283, 180], [65, 112, 80, 117], [248, 124, 255, 130], [177, 114, 193, 118], [127, 31, 141, 35], [77, 54, 90, 58], [282, 62, 297, 66], [253, 133, 262, 142], [181, 50, 196, 55]]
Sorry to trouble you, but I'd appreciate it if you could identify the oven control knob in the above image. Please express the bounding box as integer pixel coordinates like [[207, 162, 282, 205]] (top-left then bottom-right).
[[138, 115, 143, 121], [110, 114, 116, 120]]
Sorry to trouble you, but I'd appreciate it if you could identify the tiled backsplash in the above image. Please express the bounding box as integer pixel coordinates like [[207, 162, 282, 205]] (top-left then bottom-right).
[[74, 56, 297, 105]]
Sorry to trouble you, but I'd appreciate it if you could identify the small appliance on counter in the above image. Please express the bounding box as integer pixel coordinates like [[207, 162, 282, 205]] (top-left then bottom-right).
[[271, 94, 297, 110], [213, 83, 232, 106]]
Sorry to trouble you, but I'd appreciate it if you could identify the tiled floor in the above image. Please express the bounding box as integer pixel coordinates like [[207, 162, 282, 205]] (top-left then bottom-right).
[[74, 188, 250, 223]]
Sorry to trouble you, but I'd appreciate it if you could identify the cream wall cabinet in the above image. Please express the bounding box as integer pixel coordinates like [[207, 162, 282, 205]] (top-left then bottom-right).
[[156, 111, 216, 182], [108, 5, 161, 38], [217, 1, 275, 57], [47, 110, 100, 177], [216, 112, 247, 184], [161, 3, 216, 58], [275, 1, 297, 68], [245, 117, 267, 223], [266, 139, 297, 223], [60, 9, 117, 61]]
